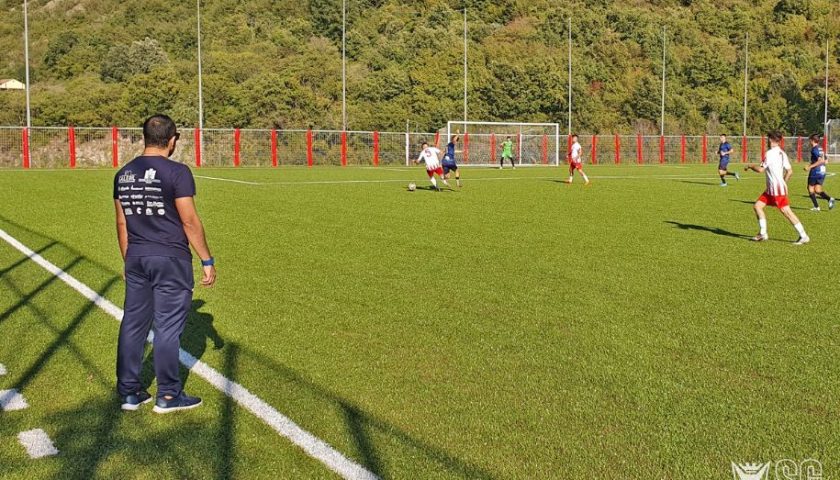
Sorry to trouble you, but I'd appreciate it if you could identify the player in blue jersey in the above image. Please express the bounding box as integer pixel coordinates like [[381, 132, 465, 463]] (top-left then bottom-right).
[[717, 134, 740, 186], [804, 134, 835, 211], [442, 135, 461, 188]]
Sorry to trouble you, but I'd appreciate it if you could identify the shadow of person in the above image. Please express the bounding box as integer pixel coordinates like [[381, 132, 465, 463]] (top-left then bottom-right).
[[664, 220, 752, 239]]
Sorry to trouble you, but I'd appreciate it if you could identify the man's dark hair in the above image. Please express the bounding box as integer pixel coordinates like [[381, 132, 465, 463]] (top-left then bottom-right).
[[143, 114, 178, 148], [809, 133, 821, 143], [421, 141, 429, 148], [571, 134, 578, 139], [768, 131, 783, 143]]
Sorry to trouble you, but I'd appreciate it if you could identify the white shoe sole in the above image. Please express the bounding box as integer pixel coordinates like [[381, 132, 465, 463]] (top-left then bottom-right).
[[153, 400, 203, 414], [793, 238, 810, 246], [121, 397, 153, 411]]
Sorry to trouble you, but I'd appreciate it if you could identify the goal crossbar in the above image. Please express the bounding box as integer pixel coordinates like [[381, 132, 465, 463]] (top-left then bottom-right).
[[445, 121, 561, 166]]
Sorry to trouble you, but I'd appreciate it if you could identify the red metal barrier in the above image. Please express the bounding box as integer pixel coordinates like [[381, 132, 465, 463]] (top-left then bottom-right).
[[434, 131, 440, 148], [823, 136, 828, 155], [194, 128, 202, 168], [659, 136, 665, 164], [796, 137, 803, 163], [614, 135, 620, 164], [701, 135, 707, 164], [111, 127, 119, 168], [372, 131, 379, 166], [680, 135, 686, 164], [306, 129, 313, 167], [490, 133, 496, 164], [780, 137, 785, 149], [271, 129, 278, 167], [68, 126, 76, 168], [636, 135, 643, 165], [591, 135, 598, 165], [233, 128, 241, 167], [741, 136, 747, 163], [541, 135, 548, 165], [463, 133, 470, 164], [567, 135, 573, 162], [340, 131, 347, 167], [22, 128, 30, 169]]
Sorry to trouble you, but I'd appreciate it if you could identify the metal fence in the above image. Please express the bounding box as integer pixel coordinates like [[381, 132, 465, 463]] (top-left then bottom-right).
[[0, 126, 827, 169]]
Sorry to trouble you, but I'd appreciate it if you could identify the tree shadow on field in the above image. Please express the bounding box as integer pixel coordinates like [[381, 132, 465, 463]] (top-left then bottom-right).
[[239, 346, 495, 480], [664, 220, 753, 240]]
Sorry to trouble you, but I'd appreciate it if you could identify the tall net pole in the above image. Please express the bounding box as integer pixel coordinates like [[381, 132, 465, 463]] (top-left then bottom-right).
[[660, 26, 666, 137], [743, 33, 749, 137], [825, 38, 830, 132], [342, 0, 347, 131], [23, 0, 32, 132], [567, 17, 572, 136], [463, 7, 468, 126], [196, 0, 204, 153]]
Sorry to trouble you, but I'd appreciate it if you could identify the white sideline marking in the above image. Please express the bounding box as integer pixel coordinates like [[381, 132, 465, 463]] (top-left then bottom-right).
[[17, 429, 59, 459], [0, 363, 6, 376], [194, 175, 261, 185], [0, 389, 29, 411], [194, 173, 761, 187], [0, 228, 377, 480]]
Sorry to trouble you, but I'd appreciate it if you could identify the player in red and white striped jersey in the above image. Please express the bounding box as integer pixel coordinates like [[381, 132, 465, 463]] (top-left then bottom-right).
[[744, 131, 809, 245], [414, 141, 449, 191]]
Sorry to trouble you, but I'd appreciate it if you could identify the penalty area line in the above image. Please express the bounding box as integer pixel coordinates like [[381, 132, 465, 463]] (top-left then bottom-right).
[[194, 175, 262, 185], [0, 228, 378, 480]]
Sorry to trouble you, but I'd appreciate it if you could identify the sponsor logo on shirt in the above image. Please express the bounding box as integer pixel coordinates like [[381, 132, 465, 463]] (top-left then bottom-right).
[[132, 201, 144, 206], [145, 208, 154, 216], [118, 171, 136, 184], [130, 194, 144, 200], [120, 201, 131, 207], [146, 201, 164, 208], [130, 186, 144, 191], [124, 208, 133, 215], [145, 195, 163, 200], [157, 209, 165, 216], [139, 168, 162, 184], [118, 194, 129, 200], [118, 186, 130, 192], [144, 187, 162, 192]]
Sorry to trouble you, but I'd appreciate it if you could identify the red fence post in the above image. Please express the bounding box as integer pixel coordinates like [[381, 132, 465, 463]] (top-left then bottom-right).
[[614, 135, 620, 165], [659, 136, 665, 164], [372, 131, 379, 167], [636, 134, 643, 165], [541, 134, 548, 165], [194, 128, 202, 168], [340, 131, 348, 167], [22, 128, 30, 169], [271, 129, 278, 167], [780, 137, 785, 150], [490, 133, 496, 164], [796, 136, 803, 163], [760, 136, 766, 162], [823, 136, 828, 155], [306, 129, 313, 167], [680, 135, 686, 164], [111, 127, 119, 168], [463, 133, 470, 164], [233, 128, 241, 167], [567, 135, 573, 162], [591, 135, 598, 165], [434, 131, 440, 148], [701, 135, 707, 164], [741, 136, 748, 163], [68, 126, 76, 168]]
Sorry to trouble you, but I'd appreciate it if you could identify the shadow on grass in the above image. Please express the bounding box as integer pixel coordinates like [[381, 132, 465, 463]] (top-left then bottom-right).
[[240, 346, 495, 480], [664, 220, 753, 240], [676, 180, 720, 186], [729, 199, 809, 211]]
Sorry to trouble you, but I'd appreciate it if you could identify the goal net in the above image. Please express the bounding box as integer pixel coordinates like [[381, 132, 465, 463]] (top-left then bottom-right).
[[439, 121, 562, 166], [828, 119, 840, 163]]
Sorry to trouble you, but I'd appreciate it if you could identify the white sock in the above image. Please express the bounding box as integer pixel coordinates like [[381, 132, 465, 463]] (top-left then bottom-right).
[[430, 177, 437, 188], [582, 173, 589, 182], [567, 176, 573, 183], [794, 223, 807, 238], [758, 219, 767, 236]]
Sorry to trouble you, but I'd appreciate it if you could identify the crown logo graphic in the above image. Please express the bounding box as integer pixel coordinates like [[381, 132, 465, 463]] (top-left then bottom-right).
[[732, 462, 770, 480]]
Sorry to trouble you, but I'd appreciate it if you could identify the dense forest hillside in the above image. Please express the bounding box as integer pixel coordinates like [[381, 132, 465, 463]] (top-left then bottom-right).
[[0, 0, 837, 134]]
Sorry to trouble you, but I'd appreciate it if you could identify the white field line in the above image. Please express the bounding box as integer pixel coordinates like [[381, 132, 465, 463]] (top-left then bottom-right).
[[0, 389, 29, 411], [17, 429, 59, 459], [0, 228, 377, 480], [194, 173, 763, 186]]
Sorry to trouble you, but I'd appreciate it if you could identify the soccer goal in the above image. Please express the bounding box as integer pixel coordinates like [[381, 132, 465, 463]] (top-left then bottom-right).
[[441, 121, 562, 166], [828, 119, 840, 163]]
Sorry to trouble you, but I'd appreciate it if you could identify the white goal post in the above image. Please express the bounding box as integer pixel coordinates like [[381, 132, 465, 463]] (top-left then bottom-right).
[[828, 119, 839, 163], [443, 121, 562, 166]]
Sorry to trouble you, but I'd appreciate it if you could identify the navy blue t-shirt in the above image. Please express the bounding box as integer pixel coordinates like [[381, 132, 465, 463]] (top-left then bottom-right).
[[719, 142, 732, 162], [445, 142, 456, 161], [113, 156, 196, 259]]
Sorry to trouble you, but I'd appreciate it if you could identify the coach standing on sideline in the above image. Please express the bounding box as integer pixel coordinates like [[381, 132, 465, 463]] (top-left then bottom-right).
[[113, 114, 216, 413]]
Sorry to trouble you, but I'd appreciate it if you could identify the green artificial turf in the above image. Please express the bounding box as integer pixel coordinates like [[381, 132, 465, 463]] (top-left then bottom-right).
[[0, 164, 837, 479]]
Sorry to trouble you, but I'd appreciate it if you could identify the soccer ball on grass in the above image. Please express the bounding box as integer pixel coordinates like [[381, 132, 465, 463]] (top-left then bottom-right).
[[408, 182, 416, 192]]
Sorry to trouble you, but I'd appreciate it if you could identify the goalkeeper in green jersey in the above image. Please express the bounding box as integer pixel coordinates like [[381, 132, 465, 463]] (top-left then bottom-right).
[[499, 136, 516, 169]]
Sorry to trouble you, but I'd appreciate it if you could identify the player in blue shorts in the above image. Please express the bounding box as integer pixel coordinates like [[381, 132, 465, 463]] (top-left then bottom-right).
[[442, 135, 461, 188], [717, 134, 739, 186], [804, 134, 835, 211]]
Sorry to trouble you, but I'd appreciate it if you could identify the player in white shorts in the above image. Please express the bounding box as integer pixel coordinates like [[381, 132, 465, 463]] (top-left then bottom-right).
[[566, 134, 590, 185], [413, 141, 449, 191]]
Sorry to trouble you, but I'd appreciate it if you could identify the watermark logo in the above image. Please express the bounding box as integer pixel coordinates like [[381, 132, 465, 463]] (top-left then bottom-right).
[[731, 460, 822, 480]]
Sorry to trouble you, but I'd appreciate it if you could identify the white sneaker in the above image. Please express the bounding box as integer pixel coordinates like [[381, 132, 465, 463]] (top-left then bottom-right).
[[810, 207, 821, 212], [498, 166, 503, 170], [830, 198, 836, 210], [751, 234, 769, 242], [793, 236, 810, 245]]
